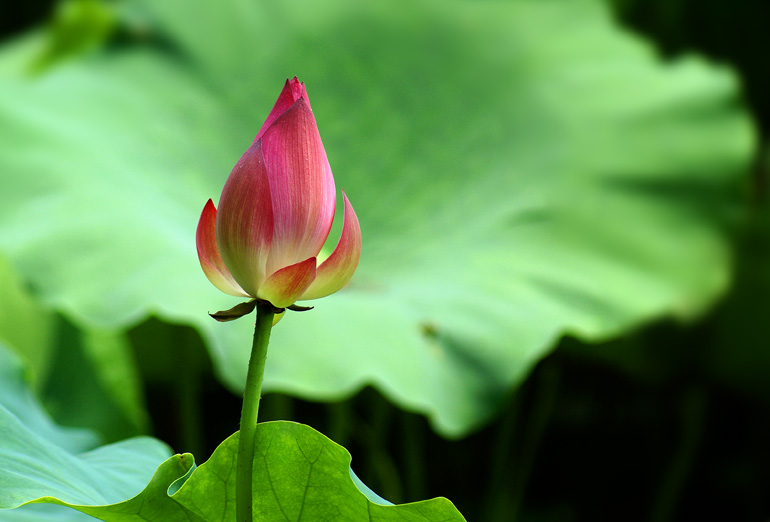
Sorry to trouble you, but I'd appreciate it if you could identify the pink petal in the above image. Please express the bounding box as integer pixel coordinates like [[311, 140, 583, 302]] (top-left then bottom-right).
[[300, 192, 361, 301], [216, 141, 274, 296], [254, 77, 309, 142], [260, 97, 336, 276], [257, 257, 317, 308], [196, 200, 249, 297]]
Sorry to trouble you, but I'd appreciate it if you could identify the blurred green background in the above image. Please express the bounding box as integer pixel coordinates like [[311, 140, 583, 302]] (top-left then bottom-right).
[[0, 0, 768, 520]]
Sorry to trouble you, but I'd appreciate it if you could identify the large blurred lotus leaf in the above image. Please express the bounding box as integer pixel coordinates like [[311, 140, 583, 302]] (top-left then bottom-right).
[[0, 0, 754, 436], [0, 256, 148, 442], [0, 255, 58, 390], [0, 340, 98, 454]]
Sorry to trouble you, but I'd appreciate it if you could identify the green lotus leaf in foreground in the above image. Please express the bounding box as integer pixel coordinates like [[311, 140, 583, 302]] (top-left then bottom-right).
[[173, 423, 464, 522], [0, 0, 755, 436], [0, 343, 464, 521], [0, 341, 175, 520], [5, 424, 465, 521]]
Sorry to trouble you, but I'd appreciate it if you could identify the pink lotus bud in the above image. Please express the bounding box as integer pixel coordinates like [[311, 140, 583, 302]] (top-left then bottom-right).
[[197, 77, 361, 310]]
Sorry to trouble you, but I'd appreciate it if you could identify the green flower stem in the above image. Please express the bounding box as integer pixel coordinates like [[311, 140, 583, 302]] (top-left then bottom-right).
[[236, 301, 275, 522]]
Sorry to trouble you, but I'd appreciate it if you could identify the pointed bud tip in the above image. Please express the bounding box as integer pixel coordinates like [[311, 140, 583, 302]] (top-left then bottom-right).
[[286, 76, 308, 105]]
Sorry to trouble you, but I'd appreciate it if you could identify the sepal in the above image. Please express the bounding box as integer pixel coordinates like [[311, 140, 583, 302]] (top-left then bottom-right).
[[209, 299, 258, 322]]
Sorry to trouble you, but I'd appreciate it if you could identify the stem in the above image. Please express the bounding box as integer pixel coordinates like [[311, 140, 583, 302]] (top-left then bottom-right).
[[401, 411, 427, 501], [508, 361, 560, 519], [176, 328, 205, 459], [649, 384, 707, 522], [236, 301, 275, 522], [483, 359, 561, 522], [483, 387, 521, 521]]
